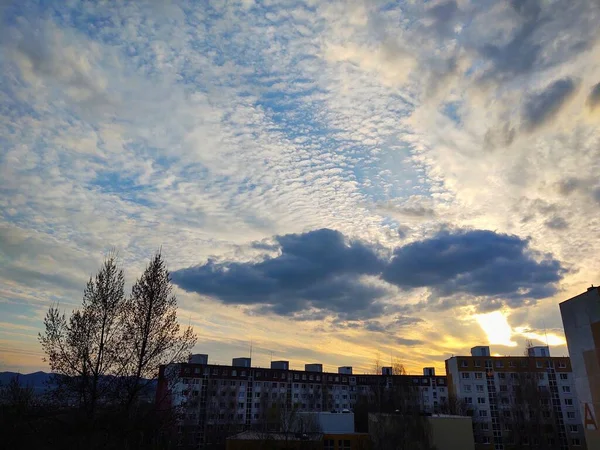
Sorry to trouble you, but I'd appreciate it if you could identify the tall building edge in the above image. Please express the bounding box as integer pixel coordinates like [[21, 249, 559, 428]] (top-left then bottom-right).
[[560, 286, 600, 449]]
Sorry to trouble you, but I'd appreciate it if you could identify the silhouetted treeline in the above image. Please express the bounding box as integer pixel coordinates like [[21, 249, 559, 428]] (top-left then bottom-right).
[[1, 251, 196, 449]]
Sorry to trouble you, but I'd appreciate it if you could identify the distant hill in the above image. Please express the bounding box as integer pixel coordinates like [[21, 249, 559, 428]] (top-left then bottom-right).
[[0, 371, 54, 393], [0, 371, 158, 396]]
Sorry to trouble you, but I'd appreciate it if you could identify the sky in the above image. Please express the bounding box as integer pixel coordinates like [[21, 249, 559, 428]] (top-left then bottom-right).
[[1, 0, 599, 375]]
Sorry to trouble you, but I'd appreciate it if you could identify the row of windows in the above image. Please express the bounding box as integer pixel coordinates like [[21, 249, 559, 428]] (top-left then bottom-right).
[[182, 367, 446, 385], [461, 372, 569, 380], [463, 382, 570, 393], [459, 359, 568, 369], [475, 436, 581, 446]]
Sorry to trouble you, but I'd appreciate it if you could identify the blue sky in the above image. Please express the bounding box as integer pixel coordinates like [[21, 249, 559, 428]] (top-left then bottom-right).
[[1, 0, 600, 374]]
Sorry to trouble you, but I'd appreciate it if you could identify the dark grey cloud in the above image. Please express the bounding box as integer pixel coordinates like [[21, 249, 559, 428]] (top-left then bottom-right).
[[522, 78, 577, 130], [587, 82, 600, 110], [480, 0, 544, 79], [476, 0, 596, 82], [593, 188, 600, 205], [363, 315, 424, 333], [173, 228, 565, 319], [395, 337, 424, 346], [484, 123, 516, 150], [544, 216, 569, 230], [382, 229, 565, 302], [556, 177, 600, 205], [172, 228, 388, 320], [426, 1, 459, 36], [378, 201, 436, 219]]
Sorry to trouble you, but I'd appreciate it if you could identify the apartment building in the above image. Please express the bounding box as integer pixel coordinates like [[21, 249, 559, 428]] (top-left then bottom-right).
[[156, 355, 448, 448], [446, 345, 586, 450], [560, 286, 600, 449]]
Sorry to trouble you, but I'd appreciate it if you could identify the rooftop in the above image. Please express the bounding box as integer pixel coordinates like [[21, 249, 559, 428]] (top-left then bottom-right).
[[227, 431, 322, 441]]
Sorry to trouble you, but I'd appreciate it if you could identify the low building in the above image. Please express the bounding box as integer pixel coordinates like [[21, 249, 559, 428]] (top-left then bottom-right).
[[226, 412, 369, 450], [428, 414, 475, 450], [368, 412, 473, 450], [226, 431, 322, 450]]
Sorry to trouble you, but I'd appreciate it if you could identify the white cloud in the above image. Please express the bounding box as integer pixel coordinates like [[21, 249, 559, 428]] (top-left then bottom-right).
[[1, 0, 599, 372]]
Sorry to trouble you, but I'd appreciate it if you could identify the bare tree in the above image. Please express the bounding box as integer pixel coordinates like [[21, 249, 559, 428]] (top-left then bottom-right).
[[372, 351, 383, 375], [500, 371, 561, 449], [0, 375, 35, 409], [120, 250, 197, 411], [438, 394, 471, 416], [39, 255, 125, 417], [392, 357, 407, 376]]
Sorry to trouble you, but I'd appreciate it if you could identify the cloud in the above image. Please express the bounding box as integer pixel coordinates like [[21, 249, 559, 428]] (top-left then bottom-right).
[[587, 82, 600, 110], [172, 229, 389, 320], [522, 78, 578, 131], [363, 315, 424, 333], [324, 40, 416, 86], [382, 229, 565, 303], [544, 216, 569, 230], [174, 228, 565, 318]]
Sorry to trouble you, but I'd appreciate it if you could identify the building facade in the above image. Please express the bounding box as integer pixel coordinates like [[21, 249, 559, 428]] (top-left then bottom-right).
[[560, 286, 600, 449], [446, 345, 586, 450], [156, 356, 448, 448]]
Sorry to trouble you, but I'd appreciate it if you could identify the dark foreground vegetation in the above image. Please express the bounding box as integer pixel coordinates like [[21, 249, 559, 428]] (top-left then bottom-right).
[[1, 251, 195, 449]]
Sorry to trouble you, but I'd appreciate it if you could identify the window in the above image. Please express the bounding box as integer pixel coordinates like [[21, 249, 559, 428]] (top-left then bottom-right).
[[474, 360, 482, 368], [465, 397, 473, 404], [572, 438, 581, 446], [560, 373, 568, 380], [503, 410, 511, 418], [500, 385, 508, 392], [475, 373, 483, 379], [294, 374, 299, 380], [562, 386, 571, 393], [481, 422, 489, 430], [509, 360, 516, 368], [461, 360, 468, 368], [476, 385, 484, 393], [482, 436, 491, 444], [498, 372, 505, 379], [559, 361, 567, 369], [324, 440, 335, 450], [464, 384, 472, 392], [538, 373, 545, 380], [569, 425, 578, 433], [536, 361, 543, 368], [479, 410, 488, 417], [567, 412, 576, 419], [478, 397, 486, 404], [462, 373, 470, 379], [495, 361, 504, 368], [565, 399, 574, 406]]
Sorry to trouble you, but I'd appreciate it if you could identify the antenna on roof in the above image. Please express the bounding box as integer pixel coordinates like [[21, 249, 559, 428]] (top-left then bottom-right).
[[250, 338, 253, 360], [270, 351, 273, 363], [543, 320, 549, 350]]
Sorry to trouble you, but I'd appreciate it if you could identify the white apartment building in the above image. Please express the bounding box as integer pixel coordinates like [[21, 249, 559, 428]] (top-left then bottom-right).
[[157, 356, 448, 447], [446, 345, 586, 450]]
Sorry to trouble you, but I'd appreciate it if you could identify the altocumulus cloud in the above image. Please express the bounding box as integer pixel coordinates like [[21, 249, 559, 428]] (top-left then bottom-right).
[[172, 228, 565, 320]]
